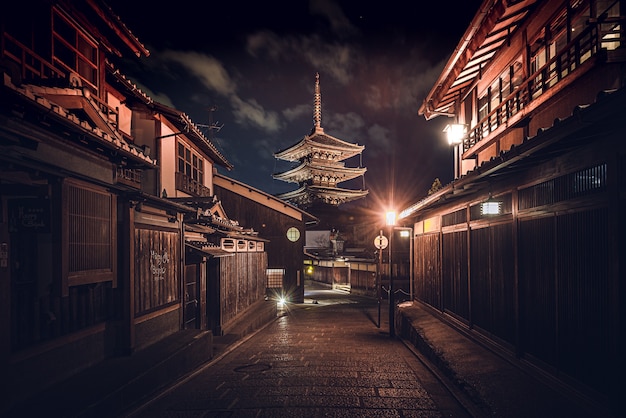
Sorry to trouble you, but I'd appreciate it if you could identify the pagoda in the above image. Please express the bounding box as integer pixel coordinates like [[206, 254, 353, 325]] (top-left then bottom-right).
[[274, 73, 368, 208]]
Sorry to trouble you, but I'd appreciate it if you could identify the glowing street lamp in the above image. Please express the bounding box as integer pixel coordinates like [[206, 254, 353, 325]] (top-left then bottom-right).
[[444, 123, 468, 180], [443, 123, 467, 145], [481, 195, 502, 216]]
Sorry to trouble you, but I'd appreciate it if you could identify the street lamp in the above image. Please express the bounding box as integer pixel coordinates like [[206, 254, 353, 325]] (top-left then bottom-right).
[[443, 123, 467, 180], [386, 211, 396, 338]]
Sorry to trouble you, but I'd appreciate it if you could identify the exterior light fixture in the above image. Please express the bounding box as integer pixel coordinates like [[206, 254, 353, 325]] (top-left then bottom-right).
[[480, 195, 502, 216], [443, 123, 467, 145], [386, 211, 397, 226]]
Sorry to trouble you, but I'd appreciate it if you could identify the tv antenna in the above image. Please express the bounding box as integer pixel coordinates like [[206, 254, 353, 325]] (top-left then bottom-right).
[[197, 105, 223, 140]]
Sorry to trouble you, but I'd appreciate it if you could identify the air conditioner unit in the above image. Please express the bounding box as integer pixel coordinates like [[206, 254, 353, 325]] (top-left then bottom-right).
[[220, 238, 236, 252]]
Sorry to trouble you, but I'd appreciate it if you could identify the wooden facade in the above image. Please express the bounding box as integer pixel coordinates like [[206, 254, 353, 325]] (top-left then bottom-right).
[[213, 173, 318, 303], [405, 0, 625, 413], [0, 1, 272, 412], [207, 252, 268, 335]]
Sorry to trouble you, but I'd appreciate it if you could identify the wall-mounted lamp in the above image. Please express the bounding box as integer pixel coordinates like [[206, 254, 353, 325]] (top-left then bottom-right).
[[480, 195, 502, 216], [443, 124, 467, 145]]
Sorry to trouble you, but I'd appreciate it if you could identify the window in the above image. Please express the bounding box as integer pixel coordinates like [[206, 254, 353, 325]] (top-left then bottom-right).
[[286, 227, 301, 242], [177, 142, 204, 184], [266, 268, 284, 289], [596, 0, 621, 50], [65, 180, 115, 287], [52, 8, 98, 93]]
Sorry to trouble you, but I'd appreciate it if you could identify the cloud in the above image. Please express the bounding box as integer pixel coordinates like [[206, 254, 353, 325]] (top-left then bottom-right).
[[366, 124, 392, 154], [309, 0, 359, 38], [283, 103, 311, 122], [246, 31, 358, 84], [132, 81, 175, 108], [153, 49, 286, 134], [159, 50, 236, 96], [327, 111, 364, 135], [230, 96, 282, 133]]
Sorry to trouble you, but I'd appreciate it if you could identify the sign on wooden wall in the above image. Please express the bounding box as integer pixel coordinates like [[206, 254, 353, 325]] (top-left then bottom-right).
[[134, 228, 180, 315]]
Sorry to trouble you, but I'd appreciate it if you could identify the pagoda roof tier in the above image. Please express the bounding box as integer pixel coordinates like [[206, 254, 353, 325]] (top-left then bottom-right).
[[276, 184, 369, 207], [274, 130, 364, 162], [273, 161, 367, 184]]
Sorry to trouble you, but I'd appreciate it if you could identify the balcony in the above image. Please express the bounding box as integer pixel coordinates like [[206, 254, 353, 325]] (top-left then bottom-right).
[[2, 32, 119, 128], [176, 172, 211, 197], [116, 168, 142, 189], [466, 19, 624, 154]]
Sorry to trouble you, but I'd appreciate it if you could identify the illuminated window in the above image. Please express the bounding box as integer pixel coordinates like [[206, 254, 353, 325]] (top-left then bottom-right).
[[286, 227, 300, 242], [266, 268, 284, 289]]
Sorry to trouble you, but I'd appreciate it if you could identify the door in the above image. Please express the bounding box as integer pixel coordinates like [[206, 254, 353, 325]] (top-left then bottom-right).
[[183, 264, 199, 329]]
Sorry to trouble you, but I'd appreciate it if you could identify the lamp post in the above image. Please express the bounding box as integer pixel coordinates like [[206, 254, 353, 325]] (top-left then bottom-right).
[[386, 211, 396, 338]]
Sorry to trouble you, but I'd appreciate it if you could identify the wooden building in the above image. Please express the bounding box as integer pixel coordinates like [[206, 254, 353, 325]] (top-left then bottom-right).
[[400, 0, 625, 414], [213, 173, 318, 304], [274, 73, 368, 208], [0, 0, 272, 411]]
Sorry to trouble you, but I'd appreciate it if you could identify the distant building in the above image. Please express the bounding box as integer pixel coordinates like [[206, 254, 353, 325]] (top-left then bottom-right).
[[273, 73, 368, 208], [213, 172, 319, 304]]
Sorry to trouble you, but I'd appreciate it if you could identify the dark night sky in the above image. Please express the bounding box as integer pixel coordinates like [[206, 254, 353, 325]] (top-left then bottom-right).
[[105, 0, 482, 211]]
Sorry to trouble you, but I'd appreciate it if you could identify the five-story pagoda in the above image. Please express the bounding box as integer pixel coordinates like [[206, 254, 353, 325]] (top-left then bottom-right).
[[274, 73, 368, 208]]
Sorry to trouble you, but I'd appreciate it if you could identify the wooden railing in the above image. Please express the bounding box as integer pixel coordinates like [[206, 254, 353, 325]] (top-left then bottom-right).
[[175, 172, 211, 197], [2, 32, 65, 81], [2, 31, 119, 128], [466, 19, 622, 152], [116, 167, 142, 188]]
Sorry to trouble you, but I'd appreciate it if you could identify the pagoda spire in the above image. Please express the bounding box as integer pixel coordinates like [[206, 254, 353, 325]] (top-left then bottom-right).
[[313, 72, 323, 134]]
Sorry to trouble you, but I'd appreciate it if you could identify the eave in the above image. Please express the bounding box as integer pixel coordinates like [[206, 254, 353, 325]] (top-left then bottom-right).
[[275, 132, 364, 162], [419, 0, 537, 119], [273, 161, 367, 184], [2, 73, 156, 169], [152, 102, 233, 170], [403, 87, 625, 220]]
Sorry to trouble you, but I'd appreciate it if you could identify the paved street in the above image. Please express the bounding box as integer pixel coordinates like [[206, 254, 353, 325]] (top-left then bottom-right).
[[127, 283, 471, 417]]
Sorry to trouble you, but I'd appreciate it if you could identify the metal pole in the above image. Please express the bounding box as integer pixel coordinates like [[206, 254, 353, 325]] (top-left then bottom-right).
[[409, 228, 414, 301], [377, 230, 382, 328], [388, 226, 394, 338]]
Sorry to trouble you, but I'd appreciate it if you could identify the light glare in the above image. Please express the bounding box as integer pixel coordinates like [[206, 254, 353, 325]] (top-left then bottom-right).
[[444, 124, 467, 145], [386, 211, 396, 226]]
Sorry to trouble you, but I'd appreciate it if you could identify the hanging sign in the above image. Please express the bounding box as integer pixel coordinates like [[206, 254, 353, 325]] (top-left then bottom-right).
[[374, 234, 388, 249]]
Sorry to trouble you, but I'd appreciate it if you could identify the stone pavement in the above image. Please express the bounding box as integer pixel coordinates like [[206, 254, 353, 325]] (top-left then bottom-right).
[[127, 283, 470, 417], [3, 281, 617, 417], [1, 300, 277, 418], [396, 301, 616, 418]]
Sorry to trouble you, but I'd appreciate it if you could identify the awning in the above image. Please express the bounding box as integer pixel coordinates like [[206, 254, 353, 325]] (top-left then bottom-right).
[[185, 242, 233, 258]]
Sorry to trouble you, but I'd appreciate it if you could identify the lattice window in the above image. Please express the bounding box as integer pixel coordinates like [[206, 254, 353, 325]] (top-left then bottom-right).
[[266, 268, 284, 289], [519, 164, 607, 210], [66, 180, 115, 286]]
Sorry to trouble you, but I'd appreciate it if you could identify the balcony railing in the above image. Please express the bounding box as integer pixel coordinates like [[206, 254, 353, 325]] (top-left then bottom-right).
[[116, 168, 142, 188], [2, 31, 119, 129], [466, 18, 623, 152], [175, 172, 211, 197]]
